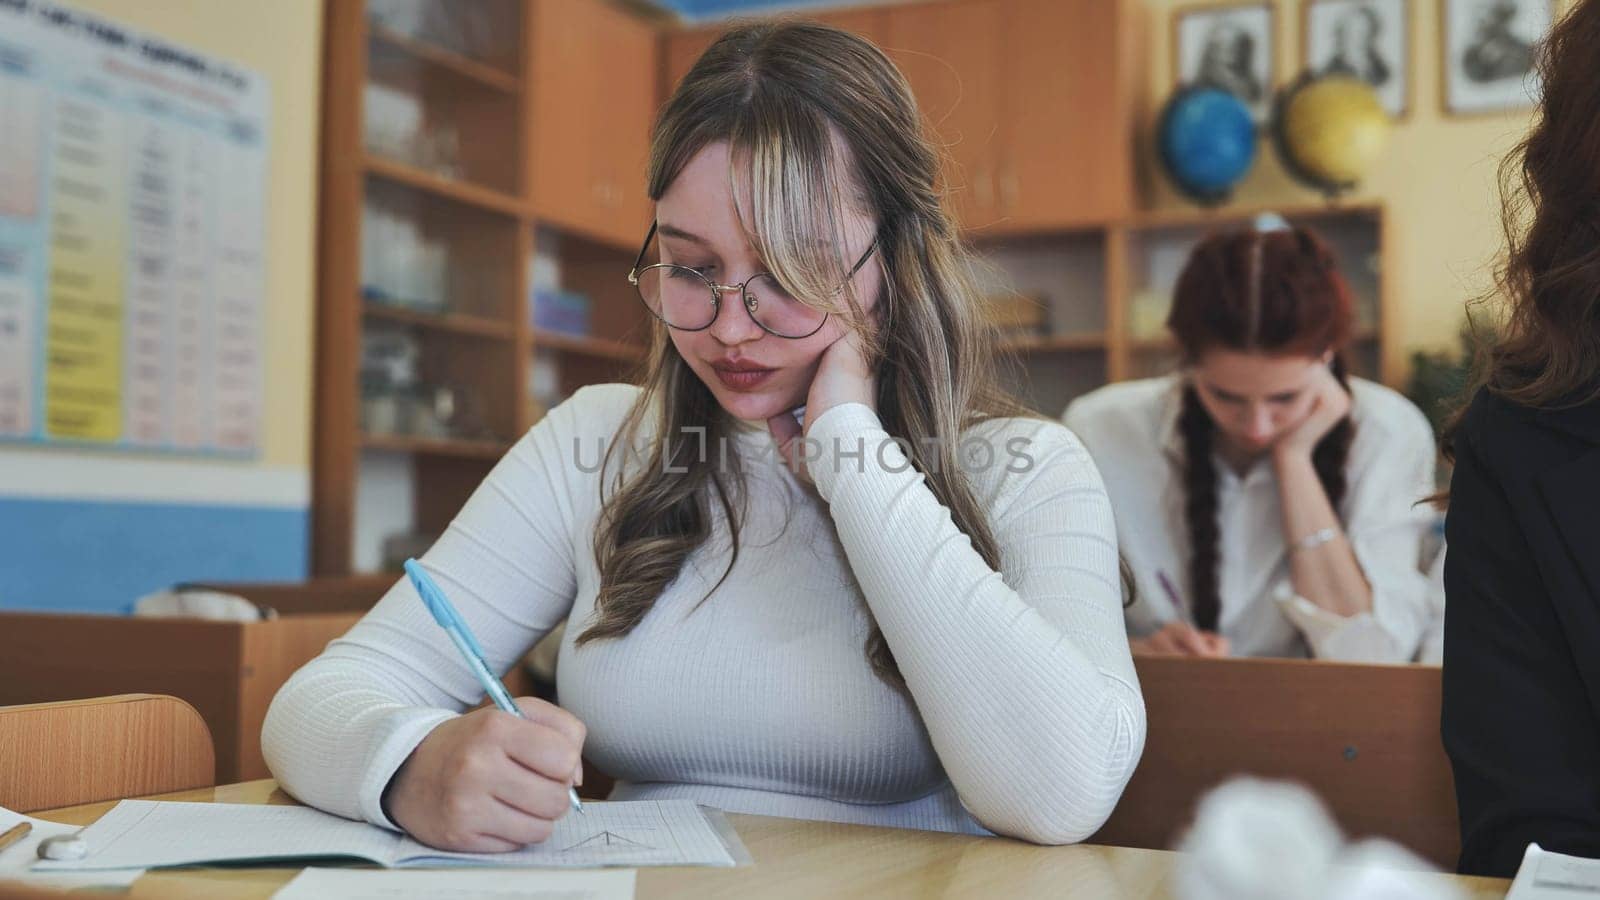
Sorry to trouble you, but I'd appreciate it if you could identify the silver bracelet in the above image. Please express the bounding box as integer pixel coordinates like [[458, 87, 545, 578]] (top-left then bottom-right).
[[1293, 526, 1341, 552]]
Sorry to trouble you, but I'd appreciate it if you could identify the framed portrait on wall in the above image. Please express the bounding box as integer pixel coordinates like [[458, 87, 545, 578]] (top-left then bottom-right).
[[1441, 0, 1553, 115], [1173, 3, 1277, 123], [1304, 0, 1412, 117]]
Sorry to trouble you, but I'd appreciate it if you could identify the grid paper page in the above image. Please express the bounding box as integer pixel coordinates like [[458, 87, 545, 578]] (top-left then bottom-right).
[[31, 801, 401, 871], [398, 800, 738, 869]]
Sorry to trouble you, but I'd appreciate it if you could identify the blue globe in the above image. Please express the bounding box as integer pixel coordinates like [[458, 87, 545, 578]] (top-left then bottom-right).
[[1158, 87, 1258, 204]]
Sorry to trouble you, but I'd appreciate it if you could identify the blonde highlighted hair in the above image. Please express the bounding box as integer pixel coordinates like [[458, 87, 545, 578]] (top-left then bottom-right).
[[574, 20, 1028, 686]]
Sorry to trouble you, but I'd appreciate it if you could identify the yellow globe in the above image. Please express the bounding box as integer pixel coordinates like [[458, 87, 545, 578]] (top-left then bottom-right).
[[1279, 75, 1389, 190]]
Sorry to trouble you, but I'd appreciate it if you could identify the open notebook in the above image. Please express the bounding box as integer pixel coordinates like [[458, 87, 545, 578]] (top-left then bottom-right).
[[31, 799, 745, 872]]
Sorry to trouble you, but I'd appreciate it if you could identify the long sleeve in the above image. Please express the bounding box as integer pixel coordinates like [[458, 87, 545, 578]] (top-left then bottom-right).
[[1416, 538, 1447, 665], [261, 387, 617, 828], [1274, 390, 1437, 662], [805, 403, 1146, 845], [1442, 408, 1600, 877]]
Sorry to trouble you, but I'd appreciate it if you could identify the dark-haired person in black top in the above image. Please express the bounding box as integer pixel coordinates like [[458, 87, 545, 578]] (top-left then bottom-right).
[[1442, 0, 1600, 878], [1064, 217, 1436, 662]]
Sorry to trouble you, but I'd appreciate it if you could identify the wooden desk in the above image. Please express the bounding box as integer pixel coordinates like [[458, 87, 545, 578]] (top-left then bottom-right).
[[1097, 657, 1459, 867], [27, 780, 1512, 899]]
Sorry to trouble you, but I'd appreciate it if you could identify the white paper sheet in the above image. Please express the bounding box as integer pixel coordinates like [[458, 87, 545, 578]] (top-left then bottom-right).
[[0, 803, 143, 889], [272, 867, 636, 900], [1509, 843, 1600, 899], [34, 799, 740, 872]]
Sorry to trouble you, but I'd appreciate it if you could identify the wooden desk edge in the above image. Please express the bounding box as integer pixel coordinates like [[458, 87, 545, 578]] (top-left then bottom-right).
[[26, 780, 1513, 900]]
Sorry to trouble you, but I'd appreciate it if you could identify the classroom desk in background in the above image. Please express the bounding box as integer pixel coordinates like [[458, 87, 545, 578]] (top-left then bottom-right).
[[22, 780, 1511, 900], [0, 576, 532, 785], [0, 611, 365, 785]]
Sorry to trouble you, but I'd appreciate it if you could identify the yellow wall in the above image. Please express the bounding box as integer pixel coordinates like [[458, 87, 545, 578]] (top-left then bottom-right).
[[15, 0, 322, 472], [1140, 0, 1560, 379]]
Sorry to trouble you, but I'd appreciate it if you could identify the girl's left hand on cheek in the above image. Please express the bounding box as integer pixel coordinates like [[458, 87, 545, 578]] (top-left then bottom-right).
[[766, 320, 879, 482], [1274, 365, 1351, 462], [804, 323, 878, 423]]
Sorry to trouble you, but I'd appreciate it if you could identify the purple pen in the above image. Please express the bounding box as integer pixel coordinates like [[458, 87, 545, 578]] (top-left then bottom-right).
[[1157, 569, 1189, 622]]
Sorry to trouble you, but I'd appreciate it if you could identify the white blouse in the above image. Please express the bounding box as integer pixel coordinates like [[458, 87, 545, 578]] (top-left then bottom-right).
[[1062, 374, 1437, 662]]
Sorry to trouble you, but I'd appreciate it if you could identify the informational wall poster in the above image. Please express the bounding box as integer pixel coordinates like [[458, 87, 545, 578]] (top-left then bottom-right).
[[0, 0, 268, 454]]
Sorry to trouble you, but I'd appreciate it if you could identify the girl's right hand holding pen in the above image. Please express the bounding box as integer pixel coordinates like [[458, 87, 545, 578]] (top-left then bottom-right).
[[382, 697, 586, 853]]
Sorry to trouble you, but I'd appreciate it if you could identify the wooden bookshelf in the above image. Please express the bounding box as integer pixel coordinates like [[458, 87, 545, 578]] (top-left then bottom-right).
[[1000, 333, 1108, 353], [531, 327, 646, 362], [1115, 205, 1390, 390], [368, 24, 522, 94], [363, 303, 517, 340], [360, 433, 511, 459], [315, 0, 659, 576], [1119, 201, 1384, 231], [364, 154, 527, 219], [1123, 304, 1382, 353], [1126, 335, 1176, 352], [981, 203, 1393, 411]]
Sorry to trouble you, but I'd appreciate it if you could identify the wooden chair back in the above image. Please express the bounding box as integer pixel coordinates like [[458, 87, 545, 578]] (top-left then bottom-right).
[[0, 694, 215, 813]]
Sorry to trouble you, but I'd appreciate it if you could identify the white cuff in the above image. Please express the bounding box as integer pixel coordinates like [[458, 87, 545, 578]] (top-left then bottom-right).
[[1272, 581, 1405, 663], [357, 707, 459, 831]]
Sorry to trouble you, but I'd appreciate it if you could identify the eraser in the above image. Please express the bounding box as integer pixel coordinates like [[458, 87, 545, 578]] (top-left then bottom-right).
[[38, 834, 88, 861]]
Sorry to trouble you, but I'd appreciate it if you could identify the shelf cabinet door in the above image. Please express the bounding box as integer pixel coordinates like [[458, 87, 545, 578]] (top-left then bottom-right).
[[998, 0, 1134, 230], [531, 0, 657, 249], [807, 8, 889, 46], [595, 0, 658, 248], [662, 27, 718, 102], [663, 11, 888, 103], [660, 0, 1138, 237], [531, 0, 602, 237], [886, 0, 1005, 233]]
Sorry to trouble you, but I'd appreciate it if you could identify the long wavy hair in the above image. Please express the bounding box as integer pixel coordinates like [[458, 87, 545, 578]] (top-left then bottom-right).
[[1167, 226, 1357, 631], [573, 21, 1027, 687], [1447, 0, 1600, 450]]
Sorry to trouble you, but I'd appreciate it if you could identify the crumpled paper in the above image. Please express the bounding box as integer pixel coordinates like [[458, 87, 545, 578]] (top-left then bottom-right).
[[1175, 777, 1464, 900]]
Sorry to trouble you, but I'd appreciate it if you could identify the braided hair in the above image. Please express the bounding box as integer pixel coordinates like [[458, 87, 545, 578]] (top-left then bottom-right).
[[1167, 225, 1357, 632]]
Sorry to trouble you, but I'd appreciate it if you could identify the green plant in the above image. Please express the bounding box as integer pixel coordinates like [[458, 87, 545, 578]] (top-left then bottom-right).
[[1405, 322, 1493, 440]]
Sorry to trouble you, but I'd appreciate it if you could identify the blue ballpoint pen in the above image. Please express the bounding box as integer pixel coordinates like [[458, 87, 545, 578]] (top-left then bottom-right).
[[404, 558, 584, 816]]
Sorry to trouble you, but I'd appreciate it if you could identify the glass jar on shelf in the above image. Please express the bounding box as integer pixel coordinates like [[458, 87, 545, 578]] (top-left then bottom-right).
[[529, 354, 563, 414], [367, 0, 425, 38], [419, 0, 518, 66], [361, 80, 423, 165], [360, 375, 404, 436]]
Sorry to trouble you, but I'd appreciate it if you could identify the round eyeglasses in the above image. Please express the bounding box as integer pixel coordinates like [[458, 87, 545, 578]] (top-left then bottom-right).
[[626, 221, 877, 340]]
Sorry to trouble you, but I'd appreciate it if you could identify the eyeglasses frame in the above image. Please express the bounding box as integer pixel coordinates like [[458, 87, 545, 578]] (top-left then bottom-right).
[[625, 220, 879, 340]]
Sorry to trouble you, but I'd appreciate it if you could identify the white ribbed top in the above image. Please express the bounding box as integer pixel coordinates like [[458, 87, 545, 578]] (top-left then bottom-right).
[[262, 384, 1145, 844]]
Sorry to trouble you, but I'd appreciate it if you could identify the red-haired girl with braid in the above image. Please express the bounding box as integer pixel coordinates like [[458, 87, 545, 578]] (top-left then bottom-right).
[[1064, 217, 1436, 661]]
